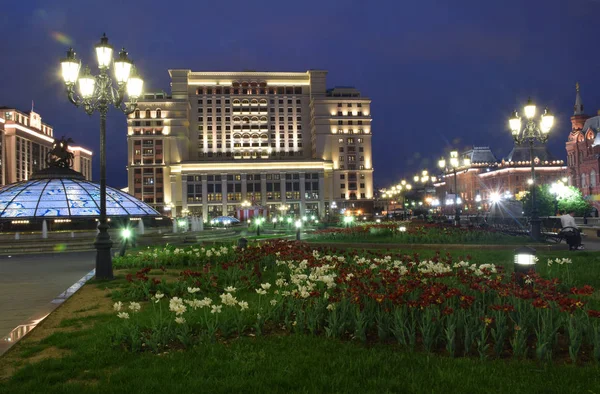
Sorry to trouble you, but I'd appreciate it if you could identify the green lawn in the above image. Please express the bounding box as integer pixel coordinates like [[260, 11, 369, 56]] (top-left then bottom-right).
[[2, 312, 600, 394]]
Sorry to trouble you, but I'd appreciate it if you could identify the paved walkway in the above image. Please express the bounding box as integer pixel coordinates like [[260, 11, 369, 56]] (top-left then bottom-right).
[[0, 251, 94, 352]]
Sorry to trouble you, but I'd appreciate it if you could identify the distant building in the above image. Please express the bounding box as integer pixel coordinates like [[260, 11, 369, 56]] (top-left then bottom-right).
[[435, 144, 566, 213], [0, 106, 92, 184], [126, 70, 374, 218], [565, 83, 600, 215]]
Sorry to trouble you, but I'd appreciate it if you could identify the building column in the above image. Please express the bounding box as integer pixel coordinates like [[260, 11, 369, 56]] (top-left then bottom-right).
[[221, 175, 228, 216], [241, 173, 247, 202], [201, 175, 208, 219], [280, 173, 287, 205], [299, 172, 306, 217], [181, 176, 188, 215], [169, 174, 177, 217], [318, 172, 325, 218], [260, 173, 267, 206]]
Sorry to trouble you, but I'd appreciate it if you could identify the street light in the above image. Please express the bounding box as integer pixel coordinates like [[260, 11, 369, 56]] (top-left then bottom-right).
[[60, 34, 143, 280], [438, 151, 470, 226], [255, 217, 264, 236], [509, 98, 554, 241]]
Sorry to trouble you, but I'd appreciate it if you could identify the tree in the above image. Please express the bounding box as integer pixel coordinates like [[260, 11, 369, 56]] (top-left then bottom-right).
[[556, 186, 592, 217], [522, 185, 556, 217], [522, 184, 592, 217]]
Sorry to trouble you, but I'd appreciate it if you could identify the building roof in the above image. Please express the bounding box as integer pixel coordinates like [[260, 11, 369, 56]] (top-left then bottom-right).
[[574, 82, 585, 115], [504, 144, 558, 162], [463, 146, 497, 164]]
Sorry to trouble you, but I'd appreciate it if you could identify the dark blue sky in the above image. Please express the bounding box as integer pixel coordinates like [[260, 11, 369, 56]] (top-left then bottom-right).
[[1, 0, 599, 189]]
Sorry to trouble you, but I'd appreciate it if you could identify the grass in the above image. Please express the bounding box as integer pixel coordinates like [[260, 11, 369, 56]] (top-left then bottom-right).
[[2, 247, 600, 393], [2, 303, 600, 394]]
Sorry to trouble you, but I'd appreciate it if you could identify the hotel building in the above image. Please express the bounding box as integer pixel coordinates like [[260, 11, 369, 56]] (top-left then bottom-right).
[[0, 107, 93, 184], [126, 70, 374, 218]]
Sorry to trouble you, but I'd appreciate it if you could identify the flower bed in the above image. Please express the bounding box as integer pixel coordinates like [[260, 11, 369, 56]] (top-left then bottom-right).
[[111, 240, 600, 363], [311, 223, 527, 244]]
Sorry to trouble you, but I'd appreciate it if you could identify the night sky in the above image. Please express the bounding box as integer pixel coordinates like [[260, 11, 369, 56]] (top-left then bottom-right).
[[1, 0, 599, 189]]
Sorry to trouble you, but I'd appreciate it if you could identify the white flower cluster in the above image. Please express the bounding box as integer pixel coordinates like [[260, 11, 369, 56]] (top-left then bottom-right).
[[417, 260, 453, 274], [114, 301, 142, 320], [547, 258, 573, 267]]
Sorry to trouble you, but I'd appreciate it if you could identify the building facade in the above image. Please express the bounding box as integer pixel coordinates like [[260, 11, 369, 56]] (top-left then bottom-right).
[[435, 145, 566, 212], [0, 107, 92, 184], [126, 70, 374, 218], [565, 83, 600, 214]]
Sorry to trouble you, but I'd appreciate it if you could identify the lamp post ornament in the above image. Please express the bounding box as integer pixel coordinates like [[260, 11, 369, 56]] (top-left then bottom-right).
[[60, 33, 144, 280], [509, 98, 554, 241]]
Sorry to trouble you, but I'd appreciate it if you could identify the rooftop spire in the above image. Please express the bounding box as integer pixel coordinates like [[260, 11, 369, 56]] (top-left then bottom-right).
[[574, 82, 584, 115]]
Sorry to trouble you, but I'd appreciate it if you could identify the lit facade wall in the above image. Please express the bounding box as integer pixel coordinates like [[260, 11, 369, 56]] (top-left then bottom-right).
[[0, 107, 93, 184], [126, 70, 374, 218], [565, 111, 600, 213]]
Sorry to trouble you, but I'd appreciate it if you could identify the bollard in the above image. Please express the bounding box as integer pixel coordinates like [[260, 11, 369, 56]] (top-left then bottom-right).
[[15, 232, 20, 240], [237, 237, 248, 250], [71, 231, 75, 238]]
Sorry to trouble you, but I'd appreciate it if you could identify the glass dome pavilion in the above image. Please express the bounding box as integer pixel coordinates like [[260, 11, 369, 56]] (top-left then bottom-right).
[[0, 168, 158, 219]]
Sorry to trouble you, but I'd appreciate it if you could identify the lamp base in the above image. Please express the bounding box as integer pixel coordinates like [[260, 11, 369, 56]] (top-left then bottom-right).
[[530, 218, 541, 242], [94, 222, 114, 280]]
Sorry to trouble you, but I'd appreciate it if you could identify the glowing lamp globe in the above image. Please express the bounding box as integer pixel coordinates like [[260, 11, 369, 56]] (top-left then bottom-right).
[[78, 66, 96, 99], [61, 48, 81, 85], [114, 48, 132, 84], [95, 34, 113, 69], [126, 67, 144, 99], [509, 110, 521, 135], [541, 108, 554, 134], [524, 98, 536, 119]]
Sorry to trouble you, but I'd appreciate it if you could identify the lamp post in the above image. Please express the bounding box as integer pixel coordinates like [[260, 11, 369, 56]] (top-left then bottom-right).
[[509, 98, 554, 241], [438, 151, 471, 226], [60, 34, 143, 280], [295, 220, 302, 240]]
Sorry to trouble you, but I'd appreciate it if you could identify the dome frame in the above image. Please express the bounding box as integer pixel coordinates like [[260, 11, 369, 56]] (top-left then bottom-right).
[[0, 178, 159, 219]]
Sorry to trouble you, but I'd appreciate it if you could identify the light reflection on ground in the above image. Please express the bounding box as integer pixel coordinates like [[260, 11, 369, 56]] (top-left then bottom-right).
[[0, 269, 95, 355]]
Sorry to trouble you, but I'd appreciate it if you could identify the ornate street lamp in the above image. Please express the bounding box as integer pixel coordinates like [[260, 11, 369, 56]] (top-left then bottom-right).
[[438, 151, 471, 226], [60, 34, 144, 280], [509, 98, 554, 241]]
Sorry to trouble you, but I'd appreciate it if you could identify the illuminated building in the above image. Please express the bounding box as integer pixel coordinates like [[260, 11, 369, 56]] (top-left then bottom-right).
[[0, 106, 92, 184], [565, 83, 600, 215], [126, 70, 374, 218]]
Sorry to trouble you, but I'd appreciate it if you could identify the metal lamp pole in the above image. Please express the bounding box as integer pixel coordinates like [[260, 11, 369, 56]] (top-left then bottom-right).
[[438, 151, 470, 227], [509, 98, 554, 242], [60, 34, 144, 280]]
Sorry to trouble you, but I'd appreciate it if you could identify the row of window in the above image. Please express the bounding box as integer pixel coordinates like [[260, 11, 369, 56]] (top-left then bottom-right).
[[340, 193, 367, 199], [132, 120, 163, 127], [339, 147, 364, 153], [196, 87, 304, 95], [185, 173, 318, 182], [336, 111, 365, 116], [339, 165, 366, 170], [134, 109, 161, 119], [337, 103, 363, 108], [339, 137, 364, 144], [336, 121, 366, 125], [340, 183, 366, 190], [338, 155, 365, 162]]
